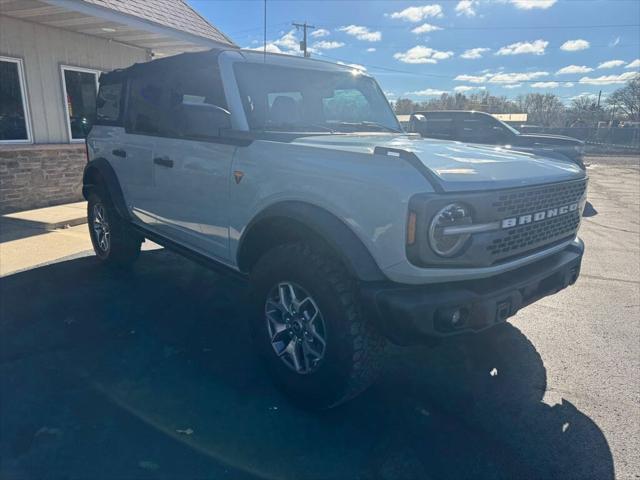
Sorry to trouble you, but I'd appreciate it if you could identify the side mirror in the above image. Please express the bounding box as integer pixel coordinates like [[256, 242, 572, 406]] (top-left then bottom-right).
[[179, 103, 231, 139]]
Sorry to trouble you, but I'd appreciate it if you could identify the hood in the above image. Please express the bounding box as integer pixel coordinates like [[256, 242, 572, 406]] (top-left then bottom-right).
[[515, 133, 584, 146], [291, 134, 586, 192]]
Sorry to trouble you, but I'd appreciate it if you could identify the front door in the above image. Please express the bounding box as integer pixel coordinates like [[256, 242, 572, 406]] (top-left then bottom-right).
[[125, 59, 235, 261], [152, 136, 235, 260]]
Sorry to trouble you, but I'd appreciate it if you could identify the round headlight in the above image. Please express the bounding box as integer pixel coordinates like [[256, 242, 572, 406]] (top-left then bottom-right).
[[429, 203, 473, 257]]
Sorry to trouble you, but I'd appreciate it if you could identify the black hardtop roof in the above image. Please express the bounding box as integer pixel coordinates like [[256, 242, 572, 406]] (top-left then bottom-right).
[[412, 110, 493, 116], [100, 48, 228, 83]]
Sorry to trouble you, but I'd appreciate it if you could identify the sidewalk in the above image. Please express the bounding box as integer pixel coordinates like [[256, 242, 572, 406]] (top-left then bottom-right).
[[0, 202, 91, 276], [1, 201, 87, 231], [0, 201, 160, 277]]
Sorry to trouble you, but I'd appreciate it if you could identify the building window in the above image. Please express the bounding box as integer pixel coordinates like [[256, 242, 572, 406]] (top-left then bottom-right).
[[61, 66, 99, 141], [0, 56, 32, 143]]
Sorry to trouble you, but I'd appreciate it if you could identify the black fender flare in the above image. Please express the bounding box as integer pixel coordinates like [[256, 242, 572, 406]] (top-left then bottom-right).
[[82, 158, 131, 221], [237, 201, 387, 282]]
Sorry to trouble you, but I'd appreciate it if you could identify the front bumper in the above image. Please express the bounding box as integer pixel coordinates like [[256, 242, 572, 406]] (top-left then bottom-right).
[[361, 239, 583, 345]]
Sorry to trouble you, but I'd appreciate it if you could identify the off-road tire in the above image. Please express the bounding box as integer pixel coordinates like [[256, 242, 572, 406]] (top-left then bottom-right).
[[87, 190, 141, 267], [249, 243, 386, 409]]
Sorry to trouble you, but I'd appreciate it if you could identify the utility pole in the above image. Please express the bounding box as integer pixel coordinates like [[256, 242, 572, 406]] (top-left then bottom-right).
[[597, 90, 602, 108], [292, 21, 316, 57]]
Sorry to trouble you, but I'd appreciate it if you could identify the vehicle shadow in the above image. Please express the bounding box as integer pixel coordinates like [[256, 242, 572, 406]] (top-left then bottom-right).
[[0, 249, 614, 480]]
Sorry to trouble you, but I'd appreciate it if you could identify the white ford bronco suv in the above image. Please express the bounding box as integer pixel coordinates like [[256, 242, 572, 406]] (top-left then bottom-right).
[[84, 49, 587, 408]]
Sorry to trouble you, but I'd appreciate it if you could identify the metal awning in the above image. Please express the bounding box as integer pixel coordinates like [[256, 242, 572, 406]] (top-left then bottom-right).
[[0, 0, 236, 57]]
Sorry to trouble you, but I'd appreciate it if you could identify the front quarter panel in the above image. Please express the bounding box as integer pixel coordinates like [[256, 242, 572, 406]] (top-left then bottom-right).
[[228, 140, 431, 271]]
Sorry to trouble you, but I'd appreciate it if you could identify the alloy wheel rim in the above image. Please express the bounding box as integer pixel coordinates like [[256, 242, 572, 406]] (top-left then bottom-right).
[[92, 203, 110, 252], [265, 282, 327, 374]]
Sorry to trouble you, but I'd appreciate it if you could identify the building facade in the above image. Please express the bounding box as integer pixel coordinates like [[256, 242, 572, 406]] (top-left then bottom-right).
[[0, 0, 234, 212]]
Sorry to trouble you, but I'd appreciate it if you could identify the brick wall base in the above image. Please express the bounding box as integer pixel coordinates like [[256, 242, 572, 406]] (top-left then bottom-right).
[[0, 144, 86, 213]]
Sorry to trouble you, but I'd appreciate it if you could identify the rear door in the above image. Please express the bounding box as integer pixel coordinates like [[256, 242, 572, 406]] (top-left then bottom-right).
[[90, 76, 153, 215], [120, 72, 166, 220]]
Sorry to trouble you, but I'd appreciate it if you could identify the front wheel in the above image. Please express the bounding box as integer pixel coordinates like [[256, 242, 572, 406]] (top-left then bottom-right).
[[249, 243, 385, 409], [87, 191, 141, 267]]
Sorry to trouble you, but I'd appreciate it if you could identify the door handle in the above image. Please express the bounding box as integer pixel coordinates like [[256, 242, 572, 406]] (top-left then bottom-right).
[[153, 156, 174, 168], [112, 149, 127, 158]]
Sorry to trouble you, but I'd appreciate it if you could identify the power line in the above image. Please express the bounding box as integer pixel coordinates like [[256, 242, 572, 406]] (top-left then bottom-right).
[[319, 22, 640, 31], [318, 53, 639, 84]]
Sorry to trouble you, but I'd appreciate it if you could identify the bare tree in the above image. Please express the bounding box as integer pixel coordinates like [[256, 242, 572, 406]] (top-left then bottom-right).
[[566, 95, 607, 127], [607, 78, 640, 122], [393, 98, 419, 114], [516, 93, 565, 127]]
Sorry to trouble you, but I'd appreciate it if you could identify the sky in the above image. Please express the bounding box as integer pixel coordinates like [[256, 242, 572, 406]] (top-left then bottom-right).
[[189, 0, 640, 104]]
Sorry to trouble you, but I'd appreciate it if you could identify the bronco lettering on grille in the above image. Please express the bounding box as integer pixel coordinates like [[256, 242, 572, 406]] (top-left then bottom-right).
[[501, 202, 578, 229]]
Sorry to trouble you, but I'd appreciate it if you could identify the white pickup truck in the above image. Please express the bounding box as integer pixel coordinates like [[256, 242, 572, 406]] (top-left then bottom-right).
[[84, 48, 587, 408]]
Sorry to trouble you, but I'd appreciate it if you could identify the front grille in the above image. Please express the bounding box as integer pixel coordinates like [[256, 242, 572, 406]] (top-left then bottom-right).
[[492, 180, 587, 217], [487, 211, 581, 258], [485, 179, 586, 262]]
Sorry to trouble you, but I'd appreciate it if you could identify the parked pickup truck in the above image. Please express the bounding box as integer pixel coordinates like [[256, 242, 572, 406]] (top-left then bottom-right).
[[408, 110, 585, 168], [84, 49, 587, 409]]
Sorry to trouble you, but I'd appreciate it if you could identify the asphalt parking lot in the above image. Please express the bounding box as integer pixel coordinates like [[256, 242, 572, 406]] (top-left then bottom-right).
[[0, 155, 638, 480]]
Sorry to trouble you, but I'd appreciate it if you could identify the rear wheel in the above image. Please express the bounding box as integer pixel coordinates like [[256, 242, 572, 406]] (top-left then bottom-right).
[[249, 243, 385, 409], [87, 190, 141, 267]]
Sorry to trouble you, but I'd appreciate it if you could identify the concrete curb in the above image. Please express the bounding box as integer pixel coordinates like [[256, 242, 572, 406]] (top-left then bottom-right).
[[0, 202, 87, 232]]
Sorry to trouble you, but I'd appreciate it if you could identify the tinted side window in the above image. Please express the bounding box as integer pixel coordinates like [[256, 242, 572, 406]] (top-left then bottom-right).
[[457, 116, 500, 143], [165, 65, 228, 137], [422, 116, 454, 139], [127, 74, 169, 135], [126, 64, 227, 138], [96, 82, 123, 125]]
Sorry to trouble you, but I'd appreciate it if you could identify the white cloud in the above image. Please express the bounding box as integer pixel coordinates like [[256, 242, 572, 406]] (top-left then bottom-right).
[[366, 47, 376, 52], [338, 25, 381, 42], [454, 85, 485, 92], [384, 91, 396, 98], [570, 92, 600, 101], [310, 28, 330, 38], [509, 0, 557, 9], [390, 4, 443, 22], [248, 30, 301, 55], [579, 71, 639, 85], [496, 39, 548, 56], [564, 82, 574, 87], [455, 71, 549, 84], [597, 59, 625, 69], [455, 0, 479, 16], [556, 65, 593, 75], [560, 39, 590, 52], [406, 88, 449, 96], [394, 45, 454, 64], [460, 48, 490, 59], [490, 71, 549, 83], [454, 74, 490, 83], [626, 59, 640, 69], [336, 61, 367, 72], [411, 23, 443, 34], [531, 81, 560, 88], [503, 84, 522, 89], [312, 40, 345, 50], [260, 29, 300, 55]]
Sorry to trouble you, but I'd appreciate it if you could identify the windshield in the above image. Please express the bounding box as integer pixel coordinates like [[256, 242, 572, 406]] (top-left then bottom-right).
[[234, 63, 402, 133], [497, 118, 520, 135]]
